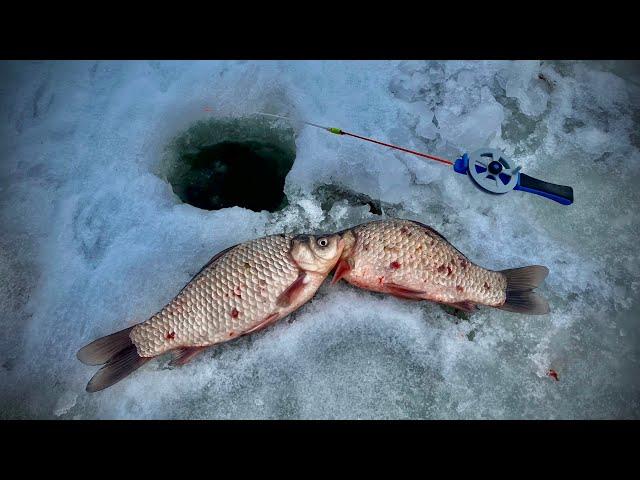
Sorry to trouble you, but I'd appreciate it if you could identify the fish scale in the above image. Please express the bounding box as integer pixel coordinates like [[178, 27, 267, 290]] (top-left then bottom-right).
[[78, 232, 345, 392], [339, 219, 507, 307], [130, 234, 299, 357]]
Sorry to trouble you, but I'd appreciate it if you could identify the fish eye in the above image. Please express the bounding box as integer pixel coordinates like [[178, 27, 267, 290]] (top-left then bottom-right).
[[317, 237, 329, 247]]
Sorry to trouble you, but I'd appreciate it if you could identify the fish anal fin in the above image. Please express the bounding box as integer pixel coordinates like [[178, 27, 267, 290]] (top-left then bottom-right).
[[384, 282, 426, 300], [169, 346, 208, 367], [444, 301, 477, 313], [331, 259, 352, 285], [243, 312, 280, 335], [276, 272, 307, 308]]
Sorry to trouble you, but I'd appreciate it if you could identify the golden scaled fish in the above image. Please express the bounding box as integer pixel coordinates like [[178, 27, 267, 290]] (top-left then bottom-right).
[[332, 219, 549, 315], [77, 233, 345, 392]]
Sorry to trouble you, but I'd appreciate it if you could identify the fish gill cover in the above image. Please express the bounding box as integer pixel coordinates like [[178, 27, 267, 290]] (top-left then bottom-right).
[[0, 60, 639, 419]]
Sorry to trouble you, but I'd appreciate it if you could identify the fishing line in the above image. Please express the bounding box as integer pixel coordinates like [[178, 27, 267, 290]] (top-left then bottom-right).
[[255, 112, 453, 166], [254, 112, 574, 205]]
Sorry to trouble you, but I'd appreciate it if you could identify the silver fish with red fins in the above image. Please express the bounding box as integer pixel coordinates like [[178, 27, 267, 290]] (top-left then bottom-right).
[[332, 219, 549, 315], [77, 233, 345, 392]]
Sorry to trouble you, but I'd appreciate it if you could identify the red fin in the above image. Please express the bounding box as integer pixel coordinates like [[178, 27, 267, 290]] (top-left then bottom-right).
[[445, 301, 477, 313], [243, 312, 280, 335], [169, 346, 207, 367], [276, 272, 307, 308], [384, 282, 426, 300], [331, 259, 352, 285]]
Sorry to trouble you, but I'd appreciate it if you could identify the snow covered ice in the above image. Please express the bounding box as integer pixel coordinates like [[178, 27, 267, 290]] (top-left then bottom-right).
[[0, 60, 639, 419]]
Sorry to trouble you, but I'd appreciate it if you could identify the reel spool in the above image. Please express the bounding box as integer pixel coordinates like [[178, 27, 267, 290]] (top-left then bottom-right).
[[467, 148, 520, 194], [454, 148, 574, 205], [254, 113, 574, 206]]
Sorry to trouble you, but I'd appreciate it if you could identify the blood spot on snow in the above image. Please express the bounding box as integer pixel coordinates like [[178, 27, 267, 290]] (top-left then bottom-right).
[[548, 369, 559, 381], [231, 308, 239, 318], [166, 331, 175, 340], [390, 261, 401, 270]]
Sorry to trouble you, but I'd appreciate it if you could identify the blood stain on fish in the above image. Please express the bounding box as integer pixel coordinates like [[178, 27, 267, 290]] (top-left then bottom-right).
[[165, 331, 175, 340], [456, 285, 464, 292], [390, 261, 401, 270], [483, 282, 490, 290], [447, 266, 453, 276], [437, 265, 446, 273], [378, 276, 385, 285], [548, 369, 559, 381], [231, 308, 239, 318]]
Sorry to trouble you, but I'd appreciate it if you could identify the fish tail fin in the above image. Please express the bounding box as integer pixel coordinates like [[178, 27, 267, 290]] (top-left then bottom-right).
[[498, 266, 550, 315], [77, 326, 151, 392]]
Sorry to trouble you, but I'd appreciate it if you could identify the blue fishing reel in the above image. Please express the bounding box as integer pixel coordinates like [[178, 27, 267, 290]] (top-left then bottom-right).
[[454, 149, 574, 205]]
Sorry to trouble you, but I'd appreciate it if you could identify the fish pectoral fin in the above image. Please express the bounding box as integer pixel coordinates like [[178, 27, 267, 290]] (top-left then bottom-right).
[[276, 271, 308, 308], [331, 259, 352, 285], [384, 283, 426, 300], [444, 301, 477, 313], [243, 312, 281, 335], [169, 346, 208, 367]]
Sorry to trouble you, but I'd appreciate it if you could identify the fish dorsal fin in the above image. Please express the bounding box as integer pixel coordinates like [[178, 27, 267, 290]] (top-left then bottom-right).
[[408, 220, 467, 258], [276, 271, 308, 308], [408, 220, 451, 243], [178, 243, 239, 295]]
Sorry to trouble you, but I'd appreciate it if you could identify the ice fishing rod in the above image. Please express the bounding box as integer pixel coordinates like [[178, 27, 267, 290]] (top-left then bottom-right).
[[256, 112, 574, 205]]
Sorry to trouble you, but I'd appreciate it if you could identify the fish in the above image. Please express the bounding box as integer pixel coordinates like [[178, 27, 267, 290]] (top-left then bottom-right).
[[77, 233, 345, 392], [332, 219, 549, 315]]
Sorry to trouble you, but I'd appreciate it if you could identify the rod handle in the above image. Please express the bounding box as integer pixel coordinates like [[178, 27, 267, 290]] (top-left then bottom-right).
[[514, 173, 574, 205]]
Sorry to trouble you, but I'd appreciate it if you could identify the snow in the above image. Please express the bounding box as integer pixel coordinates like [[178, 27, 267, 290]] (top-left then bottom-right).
[[0, 60, 639, 419]]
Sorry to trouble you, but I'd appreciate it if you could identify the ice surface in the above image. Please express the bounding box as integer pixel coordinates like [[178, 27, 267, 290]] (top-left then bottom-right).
[[0, 60, 638, 419]]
